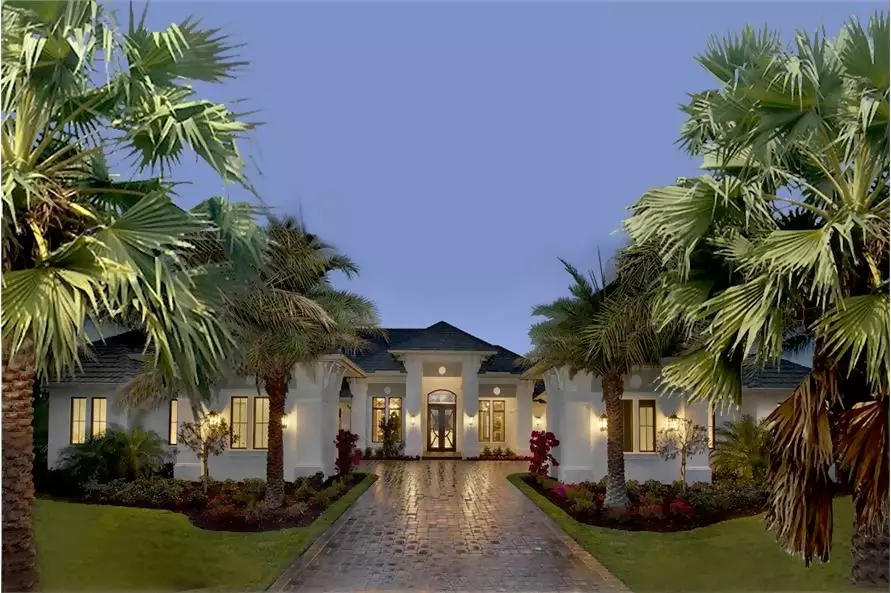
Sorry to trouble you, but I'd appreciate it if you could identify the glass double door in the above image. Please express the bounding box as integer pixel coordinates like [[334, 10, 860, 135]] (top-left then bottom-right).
[[427, 404, 456, 452]]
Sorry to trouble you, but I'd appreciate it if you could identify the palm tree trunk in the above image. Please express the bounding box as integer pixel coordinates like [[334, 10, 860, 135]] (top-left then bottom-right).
[[602, 371, 630, 508], [2, 339, 37, 592], [264, 373, 288, 509], [851, 513, 889, 587]]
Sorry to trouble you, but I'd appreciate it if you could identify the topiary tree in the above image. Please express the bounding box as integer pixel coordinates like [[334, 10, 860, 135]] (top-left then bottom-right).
[[379, 414, 403, 458], [657, 417, 709, 491], [177, 411, 231, 485], [333, 429, 361, 476]]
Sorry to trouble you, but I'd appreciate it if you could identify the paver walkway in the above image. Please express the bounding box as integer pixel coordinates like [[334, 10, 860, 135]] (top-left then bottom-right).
[[271, 460, 626, 592]]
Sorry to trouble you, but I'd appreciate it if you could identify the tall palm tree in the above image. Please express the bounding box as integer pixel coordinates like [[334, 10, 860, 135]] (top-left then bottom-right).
[[624, 14, 889, 586], [230, 217, 381, 508], [528, 249, 677, 508], [1, 2, 259, 590]]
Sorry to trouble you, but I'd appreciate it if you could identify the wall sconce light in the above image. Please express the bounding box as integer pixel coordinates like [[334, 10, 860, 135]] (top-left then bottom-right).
[[598, 413, 608, 432], [384, 386, 392, 395], [409, 414, 418, 427], [533, 415, 544, 429], [281, 417, 288, 429], [438, 366, 447, 375], [667, 413, 680, 431], [466, 414, 475, 427]]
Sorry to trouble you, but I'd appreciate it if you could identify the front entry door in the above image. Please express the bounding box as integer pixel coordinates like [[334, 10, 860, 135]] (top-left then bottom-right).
[[427, 404, 456, 452]]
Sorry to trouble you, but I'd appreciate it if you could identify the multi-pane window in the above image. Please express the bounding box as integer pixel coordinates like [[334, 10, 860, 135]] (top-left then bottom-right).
[[372, 396, 402, 442], [371, 397, 386, 443], [168, 399, 178, 445], [620, 399, 657, 453], [230, 397, 248, 449], [478, 400, 505, 443], [91, 397, 107, 437], [70, 398, 87, 444], [638, 400, 656, 452], [253, 397, 270, 449], [478, 401, 491, 442], [708, 405, 716, 449]]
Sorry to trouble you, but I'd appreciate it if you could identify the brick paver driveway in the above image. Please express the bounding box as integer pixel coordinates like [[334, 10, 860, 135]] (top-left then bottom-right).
[[271, 460, 626, 592]]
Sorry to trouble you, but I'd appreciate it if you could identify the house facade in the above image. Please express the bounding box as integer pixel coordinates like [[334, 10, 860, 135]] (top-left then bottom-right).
[[47, 321, 810, 484]]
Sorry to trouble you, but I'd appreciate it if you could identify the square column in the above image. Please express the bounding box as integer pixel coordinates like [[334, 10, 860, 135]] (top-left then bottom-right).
[[348, 379, 369, 450], [543, 369, 564, 479], [461, 356, 480, 458], [293, 361, 345, 478], [404, 358, 423, 457], [516, 380, 534, 455]]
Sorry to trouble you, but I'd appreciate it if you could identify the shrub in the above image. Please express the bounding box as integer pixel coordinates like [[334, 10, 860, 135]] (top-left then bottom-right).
[[710, 415, 772, 484], [669, 500, 695, 519], [294, 481, 316, 502], [283, 501, 309, 519], [334, 430, 361, 476], [535, 474, 558, 491], [379, 414, 402, 458], [528, 431, 560, 475], [682, 481, 767, 519], [505, 448, 515, 457], [482, 446, 492, 457], [84, 477, 188, 509], [58, 427, 173, 486], [363, 447, 373, 459], [493, 446, 504, 457], [570, 498, 595, 515], [637, 504, 664, 520]]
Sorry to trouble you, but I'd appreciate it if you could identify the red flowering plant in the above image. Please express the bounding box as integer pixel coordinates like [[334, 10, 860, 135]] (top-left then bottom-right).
[[528, 430, 560, 475], [334, 430, 362, 476]]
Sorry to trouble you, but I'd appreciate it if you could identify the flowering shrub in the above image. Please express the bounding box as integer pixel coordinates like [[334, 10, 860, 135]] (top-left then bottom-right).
[[524, 473, 765, 532], [528, 431, 560, 475], [334, 430, 362, 476]]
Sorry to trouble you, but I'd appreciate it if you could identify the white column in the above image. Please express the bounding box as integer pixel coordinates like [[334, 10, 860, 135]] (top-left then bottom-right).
[[543, 369, 564, 479], [292, 362, 345, 478], [462, 356, 480, 458], [515, 380, 534, 455], [404, 358, 423, 457], [557, 372, 596, 483], [173, 398, 202, 480], [348, 379, 369, 450]]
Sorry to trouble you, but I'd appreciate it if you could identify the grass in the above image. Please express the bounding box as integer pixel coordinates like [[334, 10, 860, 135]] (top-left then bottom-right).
[[509, 473, 864, 593], [36, 472, 377, 592]]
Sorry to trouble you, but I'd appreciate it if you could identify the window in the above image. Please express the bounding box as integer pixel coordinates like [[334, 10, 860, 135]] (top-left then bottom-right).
[[253, 397, 269, 449], [638, 400, 656, 452], [388, 397, 403, 439], [168, 400, 178, 445], [372, 397, 386, 442], [708, 405, 715, 449], [91, 398, 107, 437], [230, 397, 248, 449], [478, 400, 491, 442], [620, 399, 634, 452], [372, 396, 402, 442], [70, 398, 87, 444], [492, 400, 506, 442], [478, 400, 505, 443]]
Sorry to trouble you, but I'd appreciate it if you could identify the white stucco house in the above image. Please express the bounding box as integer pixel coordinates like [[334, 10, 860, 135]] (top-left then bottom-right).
[[47, 320, 810, 484]]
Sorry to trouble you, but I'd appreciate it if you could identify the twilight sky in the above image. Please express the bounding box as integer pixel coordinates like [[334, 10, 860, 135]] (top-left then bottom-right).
[[139, 1, 881, 356]]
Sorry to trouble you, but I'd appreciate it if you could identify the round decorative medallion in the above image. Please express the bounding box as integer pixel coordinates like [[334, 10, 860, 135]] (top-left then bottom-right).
[[384, 386, 392, 395], [493, 386, 502, 396]]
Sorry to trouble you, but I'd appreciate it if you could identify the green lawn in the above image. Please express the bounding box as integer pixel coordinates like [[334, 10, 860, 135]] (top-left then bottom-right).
[[36, 473, 377, 592], [509, 473, 865, 593]]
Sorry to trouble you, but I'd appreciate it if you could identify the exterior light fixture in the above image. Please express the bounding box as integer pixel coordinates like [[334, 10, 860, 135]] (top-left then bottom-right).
[[493, 386, 501, 396], [667, 413, 680, 431], [466, 414, 475, 427], [281, 417, 288, 429], [438, 366, 447, 375], [533, 415, 544, 429], [598, 413, 608, 432], [409, 414, 418, 427]]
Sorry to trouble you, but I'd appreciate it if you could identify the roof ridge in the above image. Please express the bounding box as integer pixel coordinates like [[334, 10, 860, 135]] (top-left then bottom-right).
[[425, 320, 497, 349]]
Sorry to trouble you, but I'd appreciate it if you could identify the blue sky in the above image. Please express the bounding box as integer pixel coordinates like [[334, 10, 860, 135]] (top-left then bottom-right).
[[139, 1, 882, 356]]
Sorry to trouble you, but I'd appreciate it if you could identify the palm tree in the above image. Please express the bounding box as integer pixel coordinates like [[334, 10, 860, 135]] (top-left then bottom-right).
[[710, 415, 771, 483], [1, 2, 259, 589], [528, 249, 677, 508], [230, 217, 381, 508], [624, 14, 888, 586]]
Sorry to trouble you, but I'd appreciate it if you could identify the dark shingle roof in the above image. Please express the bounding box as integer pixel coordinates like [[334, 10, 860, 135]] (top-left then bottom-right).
[[351, 321, 525, 375], [53, 331, 146, 384], [742, 358, 812, 389]]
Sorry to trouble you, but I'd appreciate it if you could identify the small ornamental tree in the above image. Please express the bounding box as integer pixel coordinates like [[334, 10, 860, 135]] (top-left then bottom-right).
[[178, 411, 231, 485], [334, 429, 362, 476], [379, 414, 403, 458], [529, 430, 560, 476], [657, 418, 709, 490]]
